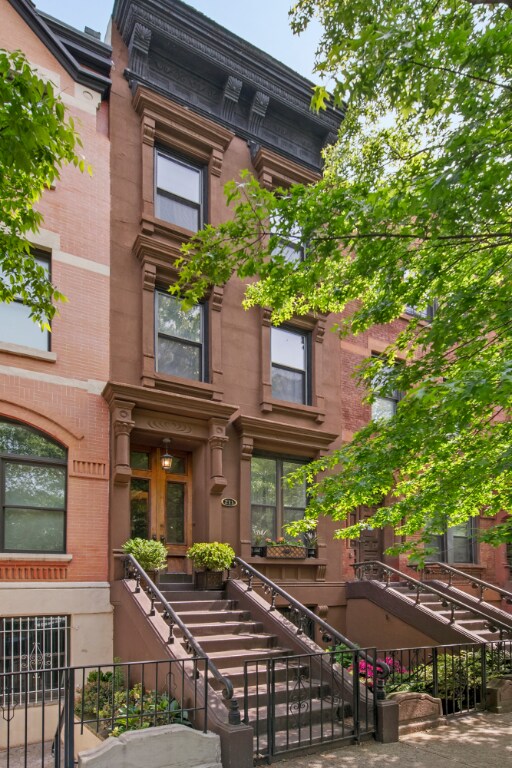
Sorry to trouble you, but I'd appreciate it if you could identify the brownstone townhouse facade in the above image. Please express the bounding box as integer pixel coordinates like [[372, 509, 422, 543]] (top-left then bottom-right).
[[106, 0, 511, 640]]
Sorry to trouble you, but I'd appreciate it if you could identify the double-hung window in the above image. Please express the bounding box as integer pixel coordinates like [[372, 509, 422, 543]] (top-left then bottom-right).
[[251, 456, 307, 541], [271, 326, 310, 405], [0, 252, 50, 351], [155, 150, 204, 232], [370, 360, 402, 421], [156, 291, 206, 381], [0, 419, 67, 553]]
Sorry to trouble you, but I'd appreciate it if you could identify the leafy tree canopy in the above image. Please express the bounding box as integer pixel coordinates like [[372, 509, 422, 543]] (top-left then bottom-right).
[[0, 49, 86, 327], [173, 0, 512, 558]]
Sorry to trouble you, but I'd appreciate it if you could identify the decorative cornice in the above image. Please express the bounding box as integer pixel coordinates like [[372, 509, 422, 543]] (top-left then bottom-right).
[[103, 381, 238, 423], [9, 0, 111, 97], [250, 145, 320, 188], [133, 85, 234, 173], [234, 414, 337, 454], [113, 0, 344, 171]]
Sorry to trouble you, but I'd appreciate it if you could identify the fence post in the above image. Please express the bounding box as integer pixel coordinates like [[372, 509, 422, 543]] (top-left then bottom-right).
[[480, 643, 487, 711], [64, 667, 75, 768], [432, 647, 439, 699]]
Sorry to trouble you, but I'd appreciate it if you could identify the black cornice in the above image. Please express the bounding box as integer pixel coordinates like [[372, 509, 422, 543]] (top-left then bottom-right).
[[39, 12, 112, 82], [8, 0, 111, 97], [113, 0, 344, 171]]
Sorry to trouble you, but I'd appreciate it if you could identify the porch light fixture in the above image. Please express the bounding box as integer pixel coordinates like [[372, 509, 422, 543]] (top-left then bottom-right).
[[161, 438, 173, 472]]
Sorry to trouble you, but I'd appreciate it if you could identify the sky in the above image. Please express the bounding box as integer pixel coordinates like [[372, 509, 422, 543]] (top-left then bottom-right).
[[34, 0, 324, 82]]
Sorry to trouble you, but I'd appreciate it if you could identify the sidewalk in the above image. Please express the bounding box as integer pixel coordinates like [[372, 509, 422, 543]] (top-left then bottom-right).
[[277, 711, 512, 767]]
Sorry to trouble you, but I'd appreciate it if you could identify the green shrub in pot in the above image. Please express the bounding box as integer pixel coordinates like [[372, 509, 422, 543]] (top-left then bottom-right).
[[186, 542, 235, 571], [122, 538, 168, 572]]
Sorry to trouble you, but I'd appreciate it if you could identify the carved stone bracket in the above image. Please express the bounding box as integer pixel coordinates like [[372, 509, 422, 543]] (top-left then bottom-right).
[[209, 285, 224, 313], [240, 435, 254, 462], [222, 75, 243, 122], [111, 400, 136, 485], [208, 419, 229, 494], [249, 91, 269, 134], [323, 131, 338, 149], [128, 22, 152, 79]]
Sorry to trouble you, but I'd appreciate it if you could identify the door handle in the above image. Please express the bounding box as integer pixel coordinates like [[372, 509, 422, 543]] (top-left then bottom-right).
[[160, 535, 167, 545]]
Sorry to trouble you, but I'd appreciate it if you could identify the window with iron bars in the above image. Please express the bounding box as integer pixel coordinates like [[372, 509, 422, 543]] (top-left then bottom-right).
[[0, 616, 69, 704]]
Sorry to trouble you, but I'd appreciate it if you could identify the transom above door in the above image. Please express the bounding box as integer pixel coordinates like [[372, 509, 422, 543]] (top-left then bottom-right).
[[129, 446, 192, 556]]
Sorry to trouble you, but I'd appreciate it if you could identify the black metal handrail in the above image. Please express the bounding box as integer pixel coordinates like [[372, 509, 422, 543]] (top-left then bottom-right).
[[231, 556, 389, 695], [117, 553, 240, 722], [423, 562, 512, 604], [353, 560, 512, 639]]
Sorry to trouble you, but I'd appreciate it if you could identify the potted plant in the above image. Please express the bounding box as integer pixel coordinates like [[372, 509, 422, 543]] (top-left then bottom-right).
[[251, 527, 269, 557], [303, 530, 319, 558], [186, 542, 235, 590], [122, 538, 168, 582]]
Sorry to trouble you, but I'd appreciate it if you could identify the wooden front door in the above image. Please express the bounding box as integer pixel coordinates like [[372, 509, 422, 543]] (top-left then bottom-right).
[[130, 447, 192, 558], [351, 506, 384, 565]]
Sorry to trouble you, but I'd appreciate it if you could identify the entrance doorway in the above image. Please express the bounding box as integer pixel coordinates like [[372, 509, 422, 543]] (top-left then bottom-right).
[[129, 447, 192, 559], [350, 506, 384, 564]]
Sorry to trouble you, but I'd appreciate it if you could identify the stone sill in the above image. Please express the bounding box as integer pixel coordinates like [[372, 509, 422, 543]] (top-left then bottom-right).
[[0, 341, 56, 362], [0, 553, 72, 562]]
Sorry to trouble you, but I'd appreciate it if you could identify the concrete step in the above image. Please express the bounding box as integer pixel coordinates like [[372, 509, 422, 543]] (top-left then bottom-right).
[[183, 632, 278, 653], [455, 620, 489, 632], [436, 610, 480, 621], [253, 717, 361, 761], [158, 589, 225, 601], [157, 599, 236, 612], [158, 573, 193, 584], [207, 647, 293, 669], [182, 620, 265, 636], [173, 609, 251, 623], [209, 662, 305, 690], [246, 697, 355, 736], [235, 680, 333, 709]]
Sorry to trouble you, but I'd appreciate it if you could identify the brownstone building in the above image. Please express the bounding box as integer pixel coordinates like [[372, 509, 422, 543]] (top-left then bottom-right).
[[106, 0, 510, 642]]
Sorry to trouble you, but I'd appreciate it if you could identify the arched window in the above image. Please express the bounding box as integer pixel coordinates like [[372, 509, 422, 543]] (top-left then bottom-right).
[[0, 419, 67, 553]]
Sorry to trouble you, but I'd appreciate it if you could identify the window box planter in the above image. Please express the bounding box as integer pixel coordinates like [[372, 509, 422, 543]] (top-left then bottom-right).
[[265, 545, 307, 559]]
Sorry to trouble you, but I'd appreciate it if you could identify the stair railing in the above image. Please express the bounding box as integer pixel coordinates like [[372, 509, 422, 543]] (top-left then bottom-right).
[[231, 556, 389, 697], [423, 562, 512, 605], [118, 553, 241, 724], [353, 560, 512, 640]]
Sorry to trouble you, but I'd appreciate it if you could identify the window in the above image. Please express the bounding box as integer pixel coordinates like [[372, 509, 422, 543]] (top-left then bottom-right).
[[270, 212, 305, 263], [405, 303, 437, 321], [0, 419, 67, 553], [271, 327, 310, 404], [370, 360, 402, 421], [155, 150, 204, 232], [0, 615, 69, 704], [156, 292, 207, 381], [251, 455, 307, 541], [0, 253, 50, 350], [426, 521, 475, 564]]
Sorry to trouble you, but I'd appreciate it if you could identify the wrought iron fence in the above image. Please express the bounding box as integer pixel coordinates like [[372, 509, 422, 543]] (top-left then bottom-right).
[[381, 641, 512, 715], [0, 658, 208, 768], [244, 648, 376, 763]]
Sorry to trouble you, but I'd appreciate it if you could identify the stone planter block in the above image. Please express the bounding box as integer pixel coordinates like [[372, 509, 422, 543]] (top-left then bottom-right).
[[387, 692, 444, 735], [486, 675, 512, 713]]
